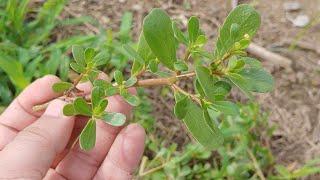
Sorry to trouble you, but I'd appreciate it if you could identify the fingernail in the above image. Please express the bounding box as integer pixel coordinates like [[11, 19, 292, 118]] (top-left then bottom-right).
[[43, 99, 67, 118], [122, 124, 145, 167]]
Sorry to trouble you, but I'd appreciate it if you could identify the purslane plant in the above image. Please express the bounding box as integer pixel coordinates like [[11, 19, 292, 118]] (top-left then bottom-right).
[[34, 5, 274, 151]]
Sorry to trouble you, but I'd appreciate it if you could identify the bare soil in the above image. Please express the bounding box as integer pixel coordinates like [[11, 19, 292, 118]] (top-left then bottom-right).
[[63, 0, 320, 171]]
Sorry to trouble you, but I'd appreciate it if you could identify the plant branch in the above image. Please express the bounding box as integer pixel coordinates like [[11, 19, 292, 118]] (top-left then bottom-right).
[[33, 72, 196, 112], [171, 84, 201, 104]]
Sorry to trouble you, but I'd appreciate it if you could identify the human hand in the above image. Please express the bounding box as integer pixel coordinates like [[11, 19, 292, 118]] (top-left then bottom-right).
[[0, 75, 145, 180]]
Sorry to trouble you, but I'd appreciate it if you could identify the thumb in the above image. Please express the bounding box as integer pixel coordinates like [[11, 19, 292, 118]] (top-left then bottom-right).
[[0, 100, 74, 179]]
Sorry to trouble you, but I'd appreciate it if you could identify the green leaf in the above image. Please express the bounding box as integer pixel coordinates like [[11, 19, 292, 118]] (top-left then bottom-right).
[[91, 87, 105, 109], [174, 94, 189, 119], [188, 16, 200, 43], [72, 45, 85, 66], [195, 66, 218, 102], [120, 89, 140, 106], [230, 23, 240, 41], [172, 21, 188, 44], [214, 4, 261, 59], [194, 79, 206, 97], [131, 32, 154, 76], [105, 86, 118, 96], [174, 60, 188, 72], [94, 99, 108, 115], [137, 32, 155, 63], [239, 68, 274, 92], [93, 51, 110, 66], [63, 104, 76, 116], [182, 98, 223, 150], [227, 58, 245, 72], [101, 112, 126, 126], [194, 35, 207, 47], [52, 82, 73, 93], [74, 97, 92, 116], [114, 70, 124, 85], [149, 59, 159, 73], [84, 48, 96, 64], [143, 8, 177, 69], [119, 11, 133, 42], [131, 60, 144, 77], [123, 44, 144, 64], [70, 62, 85, 73], [124, 77, 137, 87], [79, 119, 96, 151], [94, 79, 118, 96], [238, 39, 250, 49], [88, 70, 99, 82], [93, 79, 109, 89], [226, 72, 252, 98], [0, 54, 29, 90], [241, 57, 262, 68], [212, 81, 231, 97], [209, 101, 239, 116]]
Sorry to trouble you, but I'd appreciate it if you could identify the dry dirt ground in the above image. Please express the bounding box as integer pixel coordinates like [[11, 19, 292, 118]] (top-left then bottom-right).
[[62, 0, 320, 169]]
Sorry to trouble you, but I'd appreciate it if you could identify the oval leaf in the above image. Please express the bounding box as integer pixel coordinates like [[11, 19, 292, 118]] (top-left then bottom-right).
[[72, 45, 85, 66], [239, 68, 274, 93], [188, 16, 200, 43], [52, 82, 73, 93], [63, 104, 76, 116], [174, 95, 189, 119], [84, 48, 96, 64], [101, 112, 126, 126], [143, 8, 177, 69], [114, 70, 124, 85], [74, 97, 92, 116], [91, 87, 105, 109], [120, 89, 140, 106], [172, 21, 188, 44], [195, 66, 218, 102], [70, 62, 85, 73], [124, 77, 137, 87], [214, 5, 261, 59], [209, 101, 239, 116], [182, 98, 223, 150], [79, 119, 96, 151]]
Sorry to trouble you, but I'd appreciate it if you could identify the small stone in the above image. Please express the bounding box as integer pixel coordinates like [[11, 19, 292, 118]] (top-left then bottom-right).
[[296, 71, 304, 83], [132, 4, 142, 11], [292, 15, 310, 27], [283, 2, 301, 11]]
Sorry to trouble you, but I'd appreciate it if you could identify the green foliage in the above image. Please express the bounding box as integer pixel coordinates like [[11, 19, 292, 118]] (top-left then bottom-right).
[[188, 16, 200, 43], [0, 0, 95, 105], [137, 102, 320, 179], [3, 3, 317, 178], [39, 4, 276, 152], [143, 8, 177, 69], [175, 93, 224, 150], [52, 82, 73, 93], [101, 112, 126, 126], [79, 119, 96, 151], [214, 4, 261, 60]]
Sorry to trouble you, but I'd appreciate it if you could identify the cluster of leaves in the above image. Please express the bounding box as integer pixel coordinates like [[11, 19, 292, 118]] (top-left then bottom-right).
[[136, 102, 320, 179], [0, 0, 134, 106], [52, 45, 140, 150], [50, 4, 274, 151]]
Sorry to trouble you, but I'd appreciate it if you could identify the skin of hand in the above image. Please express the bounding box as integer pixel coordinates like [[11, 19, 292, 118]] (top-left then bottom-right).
[[0, 74, 146, 180]]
